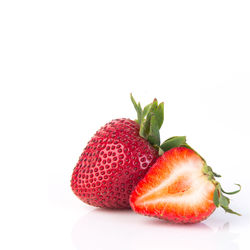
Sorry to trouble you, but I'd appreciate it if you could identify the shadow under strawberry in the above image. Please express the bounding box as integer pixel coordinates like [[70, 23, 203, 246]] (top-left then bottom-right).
[[72, 208, 239, 250]]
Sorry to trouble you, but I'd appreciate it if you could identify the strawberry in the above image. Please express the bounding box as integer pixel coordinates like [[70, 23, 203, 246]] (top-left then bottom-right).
[[130, 137, 241, 223], [71, 94, 165, 208]]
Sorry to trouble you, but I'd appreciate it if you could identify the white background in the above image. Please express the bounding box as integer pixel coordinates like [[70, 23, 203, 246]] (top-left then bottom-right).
[[0, 1, 250, 249]]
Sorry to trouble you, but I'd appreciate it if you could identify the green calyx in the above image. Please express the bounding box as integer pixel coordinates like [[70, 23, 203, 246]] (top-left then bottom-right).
[[212, 183, 241, 216], [202, 163, 241, 216], [130, 93, 164, 147], [160, 136, 187, 153], [202, 163, 242, 216]]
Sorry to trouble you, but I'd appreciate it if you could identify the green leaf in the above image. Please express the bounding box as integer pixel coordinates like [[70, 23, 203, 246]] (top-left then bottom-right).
[[139, 111, 151, 139], [213, 188, 220, 207], [137, 102, 142, 124], [221, 205, 241, 216], [130, 94, 165, 149], [219, 194, 230, 207], [152, 98, 158, 107], [130, 93, 138, 111], [212, 171, 221, 177], [155, 102, 164, 129], [221, 184, 241, 195], [139, 99, 158, 140], [150, 99, 158, 113], [142, 103, 152, 119], [130, 93, 142, 125], [202, 164, 215, 180], [160, 136, 186, 152], [148, 115, 160, 146]]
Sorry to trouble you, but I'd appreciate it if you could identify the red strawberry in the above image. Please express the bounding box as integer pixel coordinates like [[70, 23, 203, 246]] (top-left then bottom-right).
[[130, 140, 241, 223], [71, 95, 164, 208]]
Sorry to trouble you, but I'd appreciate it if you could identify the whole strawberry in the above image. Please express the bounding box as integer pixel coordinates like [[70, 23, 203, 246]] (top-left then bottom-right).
[[71, 94, 164, 208]]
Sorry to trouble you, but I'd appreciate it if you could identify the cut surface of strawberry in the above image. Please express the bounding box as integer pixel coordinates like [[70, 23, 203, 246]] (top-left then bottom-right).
[[130, 146, 240, 223]]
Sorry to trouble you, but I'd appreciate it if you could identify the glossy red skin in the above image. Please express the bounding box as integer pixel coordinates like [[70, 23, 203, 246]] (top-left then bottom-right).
[[71, 118, 158, 208], [130, 147, 216, 223]]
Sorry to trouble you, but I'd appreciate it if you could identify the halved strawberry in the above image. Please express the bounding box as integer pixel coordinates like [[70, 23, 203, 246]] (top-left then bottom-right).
[[130, 139, 241, 223]]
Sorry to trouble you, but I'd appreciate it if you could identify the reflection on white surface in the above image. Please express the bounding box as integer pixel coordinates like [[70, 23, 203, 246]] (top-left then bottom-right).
[[72, 208, 239, 250]]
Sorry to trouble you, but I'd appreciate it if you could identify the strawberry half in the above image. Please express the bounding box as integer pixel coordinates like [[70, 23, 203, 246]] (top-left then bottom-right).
[[71, 95, 164, 208], [130, 138, 241, 223]]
